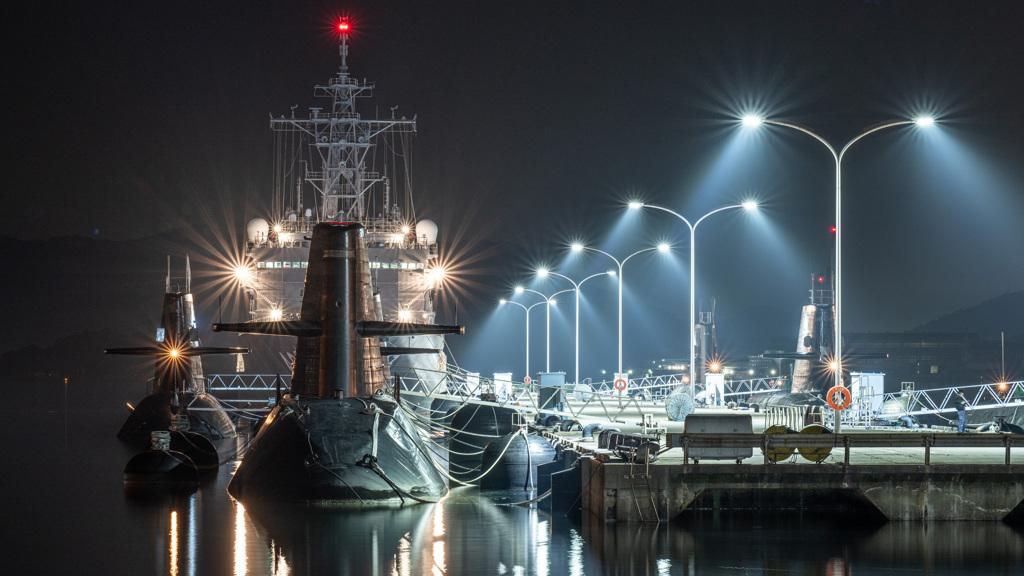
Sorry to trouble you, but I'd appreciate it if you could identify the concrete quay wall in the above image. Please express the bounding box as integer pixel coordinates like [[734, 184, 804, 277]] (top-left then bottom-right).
[[580, 458, 1024, 522]]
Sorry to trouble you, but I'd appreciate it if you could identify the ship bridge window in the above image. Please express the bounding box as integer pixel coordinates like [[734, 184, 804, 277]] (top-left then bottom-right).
[[283, 262, 291, 268], [257, 262, 265, 269]]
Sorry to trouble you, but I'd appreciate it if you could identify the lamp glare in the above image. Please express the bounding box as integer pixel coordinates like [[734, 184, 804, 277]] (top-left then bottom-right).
[[742, 115, 764, 127]]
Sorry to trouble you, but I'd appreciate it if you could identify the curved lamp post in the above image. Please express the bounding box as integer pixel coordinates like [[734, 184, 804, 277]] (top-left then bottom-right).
[[513, 286, 566, 373], [537, 268, 617, 385], [741, 115, 934, 391], [500, 297, 546, 380], [627, 201, 758, 398], [569, 243, 671, 380]]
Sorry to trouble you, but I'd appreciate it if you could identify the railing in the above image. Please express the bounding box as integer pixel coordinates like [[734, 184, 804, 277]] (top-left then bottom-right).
[[207, 374, 290, 392], [665, 432, 1024, 466], [878, 381, 1024, 417], [764, 405, 824, 430]]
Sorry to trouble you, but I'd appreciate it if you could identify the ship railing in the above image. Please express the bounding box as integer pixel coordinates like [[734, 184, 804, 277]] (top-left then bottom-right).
[[207, 373, 291, 392]]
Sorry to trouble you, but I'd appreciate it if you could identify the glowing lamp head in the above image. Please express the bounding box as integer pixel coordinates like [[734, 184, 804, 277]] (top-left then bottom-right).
[[398, 309, 412, 322], [742, 201, 758, 211], [169, 348, 179, 358], [499, 299, 508, 305], [914, 116, 935, 127], [607, 270, 617, 277], [627, 201, 644, 210], [657, 243, 670, 253], [401, 225, 410, 234], [570, 243, 584, 253], [337, 20, 351, 33], [829, 361, 840, 372], [536, 268, 549, 278], [425, 267, 445, 287], [741, 115, 764, 127], [269, 308, 283, 321], [233, 265, 253, 283], [514, 286, 525, 295]]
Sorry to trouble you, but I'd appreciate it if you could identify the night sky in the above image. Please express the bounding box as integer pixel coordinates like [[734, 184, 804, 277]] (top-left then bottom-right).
[[5, 1, 1024, 380]]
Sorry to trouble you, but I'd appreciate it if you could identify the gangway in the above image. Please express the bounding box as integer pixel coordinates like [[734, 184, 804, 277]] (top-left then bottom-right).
[[877, 381, 1024, 419]]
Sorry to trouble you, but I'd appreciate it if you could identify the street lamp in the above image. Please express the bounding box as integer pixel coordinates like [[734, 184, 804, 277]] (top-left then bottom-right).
[[513, 286, 567, 373], [569, 243, 671, 382], [499, 298, 546, 380], [628, 201, 758, 398], [741, 114, 934, 391], [537, 268, 616, 385]]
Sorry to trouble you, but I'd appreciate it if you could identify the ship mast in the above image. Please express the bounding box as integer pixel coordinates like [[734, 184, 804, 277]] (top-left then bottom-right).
[[270, 19, 416, 226]]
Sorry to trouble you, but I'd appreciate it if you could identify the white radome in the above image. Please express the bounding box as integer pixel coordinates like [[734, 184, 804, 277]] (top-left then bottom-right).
[[415, 219, 438, 244], [246, 218, 270, 242]]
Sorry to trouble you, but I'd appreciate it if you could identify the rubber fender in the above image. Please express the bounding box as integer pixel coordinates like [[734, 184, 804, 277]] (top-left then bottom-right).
[[582, 422, 604, 439]]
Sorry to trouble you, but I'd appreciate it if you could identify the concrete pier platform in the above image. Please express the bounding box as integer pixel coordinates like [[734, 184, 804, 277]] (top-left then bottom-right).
[[541, 406, 1024, 523]]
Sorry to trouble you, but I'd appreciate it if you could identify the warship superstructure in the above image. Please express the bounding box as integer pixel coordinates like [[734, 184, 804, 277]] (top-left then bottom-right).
[[237, 21, 447, 399]]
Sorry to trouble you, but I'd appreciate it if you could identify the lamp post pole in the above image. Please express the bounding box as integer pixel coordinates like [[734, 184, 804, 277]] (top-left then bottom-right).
[[515, 287, 562, 373], [629, 202, 757, 398], [570, 244, 669, 382], [742, 115, 933, 392], [539, 270, 616, 386], [500, 298, 546, 380]]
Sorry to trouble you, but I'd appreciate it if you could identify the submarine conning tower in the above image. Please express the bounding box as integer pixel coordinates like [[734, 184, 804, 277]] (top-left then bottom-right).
[[291, 221, 384, 399]]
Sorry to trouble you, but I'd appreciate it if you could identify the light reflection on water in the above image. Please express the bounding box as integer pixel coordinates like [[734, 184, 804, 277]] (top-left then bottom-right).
[[3, 381, 1024, 575]]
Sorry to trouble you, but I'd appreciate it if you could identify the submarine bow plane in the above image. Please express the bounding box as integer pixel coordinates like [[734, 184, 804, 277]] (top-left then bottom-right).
[[215, 222, 464, 503]]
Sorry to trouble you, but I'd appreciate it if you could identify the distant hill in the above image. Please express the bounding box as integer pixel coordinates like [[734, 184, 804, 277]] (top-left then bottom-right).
[[3, 230, 1021, 378], [911, 290, 1024, 339]]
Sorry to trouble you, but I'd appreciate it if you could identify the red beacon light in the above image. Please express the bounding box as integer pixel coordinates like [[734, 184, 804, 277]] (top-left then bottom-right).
[[337, 20, 351, 33]]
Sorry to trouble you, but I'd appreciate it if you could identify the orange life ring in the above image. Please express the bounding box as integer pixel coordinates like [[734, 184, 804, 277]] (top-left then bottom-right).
[[614, 378, 627, 391], [826, 385, 852, 411]]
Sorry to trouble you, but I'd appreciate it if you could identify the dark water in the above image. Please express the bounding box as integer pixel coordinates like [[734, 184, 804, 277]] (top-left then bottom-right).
[[4, 377, 1024, 575]]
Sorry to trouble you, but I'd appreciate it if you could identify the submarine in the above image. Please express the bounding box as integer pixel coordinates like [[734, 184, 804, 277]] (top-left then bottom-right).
[[106, 256, 249, 478], [754, 269, 885, 410], [214, 222, 464, 504]]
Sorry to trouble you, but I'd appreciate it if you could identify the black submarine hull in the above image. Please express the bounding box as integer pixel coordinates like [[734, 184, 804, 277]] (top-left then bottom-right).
[[228, 392, 447, 504], [118, 392, 236, 445]]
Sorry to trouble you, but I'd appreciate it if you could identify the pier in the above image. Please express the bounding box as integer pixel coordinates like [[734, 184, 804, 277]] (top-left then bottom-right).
[[209, 372, 1024, 522], [542, 411, 1024, 523]]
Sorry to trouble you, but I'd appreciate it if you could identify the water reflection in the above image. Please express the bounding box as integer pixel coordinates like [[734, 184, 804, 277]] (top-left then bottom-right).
[[225, 490, 1024, 575], [11, 379, 1024, 575]]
